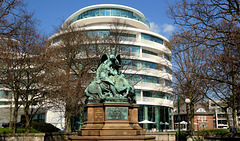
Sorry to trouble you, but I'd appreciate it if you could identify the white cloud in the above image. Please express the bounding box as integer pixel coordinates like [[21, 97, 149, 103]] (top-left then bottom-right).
[[162, 24, 174, 33], [150, 22, 160, 33], [150, 22, 174, 34]]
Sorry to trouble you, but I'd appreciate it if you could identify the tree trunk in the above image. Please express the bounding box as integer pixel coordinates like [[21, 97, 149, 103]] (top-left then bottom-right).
[[65, 110, 72, 133], [223, 108, 231, 129], [9, 101, 13, 129], [24, 105, 31, 133], [232, 108, 238, 128], [13, 93, 19, 134], [190, 103, 195, 134]]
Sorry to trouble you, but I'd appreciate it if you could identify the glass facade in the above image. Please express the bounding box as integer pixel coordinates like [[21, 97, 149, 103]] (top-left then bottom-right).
[[69, 8, 150, 27], [143, 91, 166, 99], [121, 46, 140, 56], [88, 30, 110, 38], [141, 33, 163, 44], [164, 53, 170, 61], [165, 67, 170, 73], [138, 105, 172, 131], [124, 74, 159, 84], [0, 90, 12, 99], [142, 49, 158, 56], [123, 60, 158, 70]]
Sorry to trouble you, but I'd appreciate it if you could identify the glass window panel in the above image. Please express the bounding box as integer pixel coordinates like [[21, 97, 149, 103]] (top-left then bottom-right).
[[131, 46, 140, 53], [132, 75, 141, 81], [142, 75, 148, 82], [115, 9, 120, 16], [164, 54, 170, 60], [147, 76, 152, 82], [165, 67, 169, 73], [105, 9, 111, 16], [121, 46, 130, 52], [135, 89, 141, 96], [142, 49, 158, 56], [153, 77, 159, 83], [138, 105, 144, 121], [100, 9, 105, 16], [95, 9, 100, 16], [111, 8, 116, 16], [132, 60, 141, 68]]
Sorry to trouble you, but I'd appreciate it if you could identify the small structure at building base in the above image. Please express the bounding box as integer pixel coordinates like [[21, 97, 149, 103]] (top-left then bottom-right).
[[68, 54, 155, 141]]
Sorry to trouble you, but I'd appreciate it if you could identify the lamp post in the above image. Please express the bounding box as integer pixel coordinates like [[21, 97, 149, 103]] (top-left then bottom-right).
[[178, 94, 180, 140], [185, 98, 190, 135]]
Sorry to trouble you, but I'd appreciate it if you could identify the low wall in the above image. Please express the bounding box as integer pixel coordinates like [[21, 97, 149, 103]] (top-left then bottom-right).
[[0, 132, 78, 141], [44, 132, 78, 141], [0, 133, 45, 141], [203, 133, 240, 141], [145, 132, 176, 141], [0, 132, 175, 141]]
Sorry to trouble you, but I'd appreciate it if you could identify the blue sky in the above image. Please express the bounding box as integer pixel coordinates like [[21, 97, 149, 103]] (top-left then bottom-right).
[[24, 0, 175, 39]]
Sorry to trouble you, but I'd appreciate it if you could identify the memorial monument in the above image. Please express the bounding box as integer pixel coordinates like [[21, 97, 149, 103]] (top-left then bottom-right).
[[69, 54, 155, 140]]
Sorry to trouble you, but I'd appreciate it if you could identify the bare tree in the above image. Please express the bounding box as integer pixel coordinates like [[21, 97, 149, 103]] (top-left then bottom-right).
[[0, 0, 28, 37], [168, 0, 240, 128], [170, 32, 209, 133], [46, 24, 103, 133], [46, 18, 137, 133], [0, 12, 47, 133]]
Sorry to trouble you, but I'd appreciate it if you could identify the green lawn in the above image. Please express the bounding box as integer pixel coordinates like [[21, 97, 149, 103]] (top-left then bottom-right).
[[0, 127, 41, 134]]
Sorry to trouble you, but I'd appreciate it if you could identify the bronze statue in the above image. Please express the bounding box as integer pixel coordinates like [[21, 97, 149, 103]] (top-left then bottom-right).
[[85, 54, 136, 104]]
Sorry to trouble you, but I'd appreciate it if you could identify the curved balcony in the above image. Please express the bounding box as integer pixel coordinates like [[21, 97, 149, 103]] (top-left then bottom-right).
[[133, 82, 173, 94], [141, 53, 172, 69], [70, 16, 150, 31], [136, 96, 173, 108], [140, 39, 171, 54], [124, 68, 172, 81]]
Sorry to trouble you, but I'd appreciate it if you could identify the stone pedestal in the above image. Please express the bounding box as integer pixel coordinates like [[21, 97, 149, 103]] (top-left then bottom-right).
[[68, 103, 155, 141]]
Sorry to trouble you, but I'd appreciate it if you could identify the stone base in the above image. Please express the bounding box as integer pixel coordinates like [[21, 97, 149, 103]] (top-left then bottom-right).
[[69, 103, 155, 140], [68, 135, 156, 141]]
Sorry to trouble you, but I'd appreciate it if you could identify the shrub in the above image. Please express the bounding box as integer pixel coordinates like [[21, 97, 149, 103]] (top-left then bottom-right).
[[0, 127, 40, 133], [176, 131, 187, 141], [31, 122, 60, 133], [197, 129, 230, 133]]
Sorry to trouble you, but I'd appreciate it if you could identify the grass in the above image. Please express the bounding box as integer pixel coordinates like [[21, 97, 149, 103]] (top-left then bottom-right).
[[0, 127, 41, 134]]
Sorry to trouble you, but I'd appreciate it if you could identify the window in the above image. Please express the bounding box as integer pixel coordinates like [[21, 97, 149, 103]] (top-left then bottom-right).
[[141, 33, 163, 44], [143, 91, 166, 98], [142, 49, 158, 56], [135, 89, 141, 97], [122, 60, 140, 69], [132, 74, 141, 81], [0, 90, 12, 99], [88, 30, 109, 38], [165, 67, 170, 73], [142, 61, 158, 69], [132, 60, 141, 69], [70, 8, 149, 27], [121, 46, 140, 56], [164, 54, 170, 61]]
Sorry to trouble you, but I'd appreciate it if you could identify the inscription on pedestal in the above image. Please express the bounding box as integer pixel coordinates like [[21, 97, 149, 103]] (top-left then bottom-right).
[[94, 108, 104, 121], [106, 107, 128, 120]]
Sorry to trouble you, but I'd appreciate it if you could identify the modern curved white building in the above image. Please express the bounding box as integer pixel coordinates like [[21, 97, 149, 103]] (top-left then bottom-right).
[[49, 4, 173, 131]]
